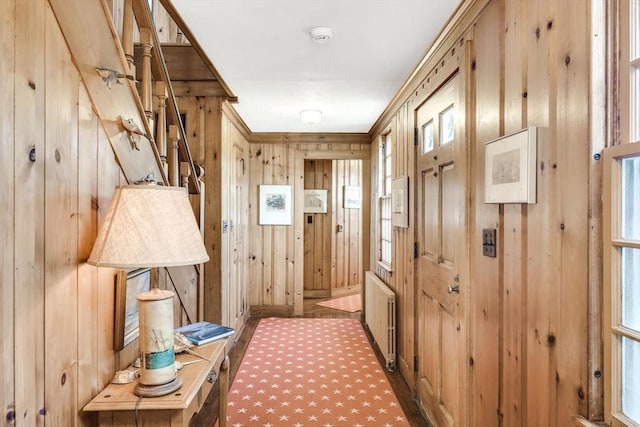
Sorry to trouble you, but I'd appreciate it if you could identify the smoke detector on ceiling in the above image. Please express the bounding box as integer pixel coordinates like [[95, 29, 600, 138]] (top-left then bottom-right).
[[310, 26, 333, 44]]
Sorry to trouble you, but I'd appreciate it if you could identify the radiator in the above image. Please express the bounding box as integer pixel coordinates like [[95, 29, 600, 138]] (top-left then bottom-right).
[[364, 271, 396, 371]]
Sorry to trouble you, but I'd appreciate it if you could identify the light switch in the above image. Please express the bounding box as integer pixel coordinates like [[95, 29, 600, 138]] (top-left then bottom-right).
[[482, 228, 496, 257]]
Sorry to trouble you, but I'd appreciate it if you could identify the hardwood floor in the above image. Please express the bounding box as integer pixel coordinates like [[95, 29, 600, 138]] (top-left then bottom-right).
[[189, 297, 430, 426]]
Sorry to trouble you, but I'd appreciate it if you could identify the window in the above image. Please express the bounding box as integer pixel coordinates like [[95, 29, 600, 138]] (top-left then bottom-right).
[[378, 134, 392, 269], [604, 146, 640, 427], [604, 2, 640, 426]]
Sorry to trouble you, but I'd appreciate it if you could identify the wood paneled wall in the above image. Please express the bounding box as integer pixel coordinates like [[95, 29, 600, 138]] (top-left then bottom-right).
[[391, 102, 416, 386], [304, 160, 333, 296], [331, 159, 363, 295], [370, 0, 599, 424], [471, 1, 592, 424], [248, 143, 298, 311], [2, 3, 206, 425], [177, 96, 250, 325], [1, 2, 126, 424]]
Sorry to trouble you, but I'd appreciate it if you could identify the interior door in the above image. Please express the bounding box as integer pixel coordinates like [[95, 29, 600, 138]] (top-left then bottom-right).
[[230, 144, 247, 332], [415, 72, 468, 426]]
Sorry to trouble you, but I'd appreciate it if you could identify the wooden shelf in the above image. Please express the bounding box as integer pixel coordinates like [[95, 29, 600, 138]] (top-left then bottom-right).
[[84, 340, 229, 427]]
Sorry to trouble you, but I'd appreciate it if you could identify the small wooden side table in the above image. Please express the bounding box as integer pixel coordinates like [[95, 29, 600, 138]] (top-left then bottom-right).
[[84, 340, 229, 427]]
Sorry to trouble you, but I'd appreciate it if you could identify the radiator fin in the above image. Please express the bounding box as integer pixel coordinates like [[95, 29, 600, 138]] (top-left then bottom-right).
[[364, 271, 396, 371]]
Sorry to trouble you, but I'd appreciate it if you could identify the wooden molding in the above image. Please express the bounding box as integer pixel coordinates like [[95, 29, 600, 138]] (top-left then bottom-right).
[[172, 81, 228, 97], [221, 102, 252, 141], [250, 132, 370, 145]]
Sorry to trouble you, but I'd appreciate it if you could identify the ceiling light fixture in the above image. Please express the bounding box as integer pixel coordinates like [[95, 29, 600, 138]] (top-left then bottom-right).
[[310, 26, 333, 44], [300, 109, 322, 125]]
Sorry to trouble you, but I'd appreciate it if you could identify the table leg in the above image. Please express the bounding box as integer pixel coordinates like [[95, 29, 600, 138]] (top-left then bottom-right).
[[219, 356, 229, 427]]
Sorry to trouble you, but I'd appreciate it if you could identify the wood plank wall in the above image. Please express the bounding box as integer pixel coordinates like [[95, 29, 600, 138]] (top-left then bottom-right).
[[1, 2, 129, 424], [332, 159, 363, 296], [177, 96, 250, 325], [303, 160, 333, 297], [1, 0, 17, 422], [2, 3, 206, 425], [391, 102, 416, 387], [370, 0, 597, 424], [248, 143, 297, 311]]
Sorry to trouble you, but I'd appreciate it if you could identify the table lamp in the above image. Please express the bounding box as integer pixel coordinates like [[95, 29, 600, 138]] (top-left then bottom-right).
[[87, 184, 209, 396]]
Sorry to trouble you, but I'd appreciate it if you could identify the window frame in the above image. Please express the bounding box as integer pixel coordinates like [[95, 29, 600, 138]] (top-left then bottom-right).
[[603, 143, 640, 427], [377, 132, 393, 271], [604, 1, 640, 425]]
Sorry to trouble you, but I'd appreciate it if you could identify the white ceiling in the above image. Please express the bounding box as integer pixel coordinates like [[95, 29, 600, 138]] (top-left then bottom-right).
[[170, 0, 461, 134]]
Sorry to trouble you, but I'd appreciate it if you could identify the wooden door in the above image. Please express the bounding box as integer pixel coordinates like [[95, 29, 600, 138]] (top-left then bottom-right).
[[415, 72, 468, 426], [230, 144, 247, 331]]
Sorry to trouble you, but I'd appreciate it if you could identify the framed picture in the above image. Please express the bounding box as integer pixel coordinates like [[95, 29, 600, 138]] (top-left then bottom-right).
[[484, 127, 537, 204], [114, 267, 151, 350], [343, 186, 361, 209], [259, 184, 293, 225], [392, 176, 409, 228], [304, 189, 328, 213]]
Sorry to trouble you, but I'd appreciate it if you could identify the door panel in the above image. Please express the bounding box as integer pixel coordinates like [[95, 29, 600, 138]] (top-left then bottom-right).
[[441, 163, 457, 265], [421, 169, 438, 259], [416, 72, 467, 426], [231, 144, 247, 332]]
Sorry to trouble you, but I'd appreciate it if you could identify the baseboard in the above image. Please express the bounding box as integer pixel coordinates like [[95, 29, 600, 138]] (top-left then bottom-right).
[[249, 305, 294, 317], [303, 289, 331, 299], [331, 284, 362, 297], [572, 416, 608, 427]]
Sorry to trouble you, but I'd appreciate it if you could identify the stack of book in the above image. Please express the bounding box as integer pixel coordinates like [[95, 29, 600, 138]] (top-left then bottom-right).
[[175, 321, 235, 346]]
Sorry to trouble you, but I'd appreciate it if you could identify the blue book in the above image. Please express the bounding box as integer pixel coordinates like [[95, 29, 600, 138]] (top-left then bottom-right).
[[175, 321, 234, 345]]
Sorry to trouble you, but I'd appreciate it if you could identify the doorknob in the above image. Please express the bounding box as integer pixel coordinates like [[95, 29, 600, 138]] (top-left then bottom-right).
[[447, 285, 460, 294]]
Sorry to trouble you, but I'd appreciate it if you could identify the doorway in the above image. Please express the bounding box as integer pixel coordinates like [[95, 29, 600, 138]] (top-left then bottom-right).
[[302, 159, 364, 311], [415, 72, 469, 426]]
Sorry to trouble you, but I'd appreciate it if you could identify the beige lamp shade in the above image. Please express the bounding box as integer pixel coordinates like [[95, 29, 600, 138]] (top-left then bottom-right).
[[87, 185, 209, 268]]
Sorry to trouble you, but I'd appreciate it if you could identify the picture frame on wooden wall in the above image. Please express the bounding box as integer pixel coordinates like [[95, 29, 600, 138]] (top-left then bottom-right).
[[343, 186, 361, 209], [303, 189, 328, 213], [259, 184, 293, 225], [114, 267, 152, 351], [392, 176, 409, 228], [484, 127, 537, 204]]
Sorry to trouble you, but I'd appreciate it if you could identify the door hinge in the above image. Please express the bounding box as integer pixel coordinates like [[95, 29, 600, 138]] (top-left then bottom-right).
[[414, 128, 419, 146], [414, 241, 418, 259], [414, 355, 419, 371]]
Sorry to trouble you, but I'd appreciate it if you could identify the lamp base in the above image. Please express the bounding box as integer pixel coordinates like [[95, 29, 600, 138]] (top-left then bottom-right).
[[134, 376, 183, 397]]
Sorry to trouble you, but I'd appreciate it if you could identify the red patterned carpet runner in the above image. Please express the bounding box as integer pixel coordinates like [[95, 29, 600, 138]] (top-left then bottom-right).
[[222, 317, 409, 427], [315, 294, 362, 313]]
